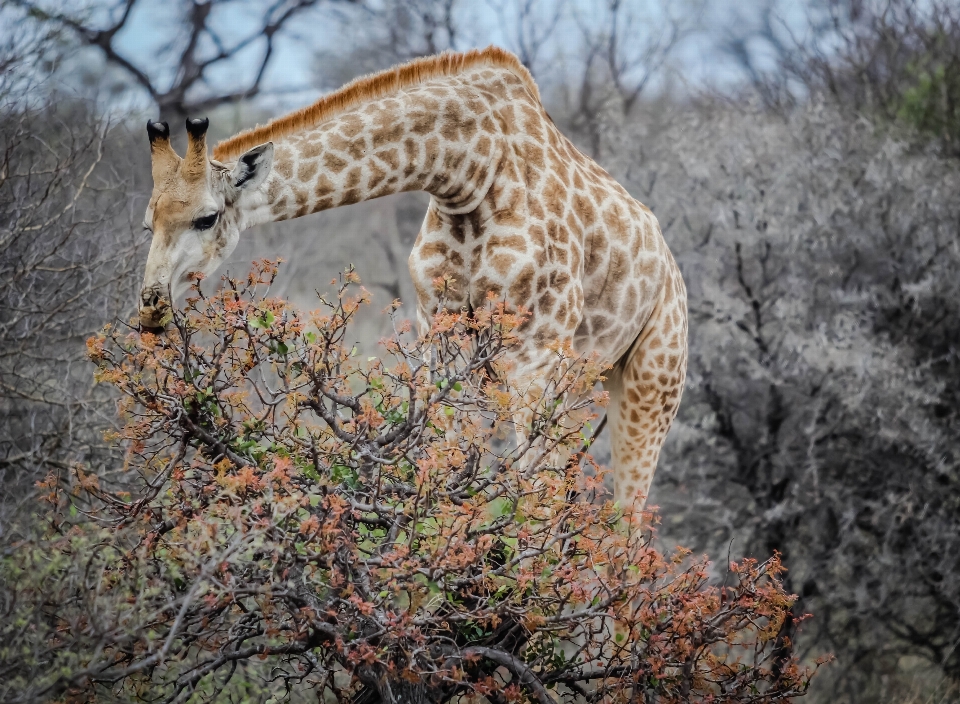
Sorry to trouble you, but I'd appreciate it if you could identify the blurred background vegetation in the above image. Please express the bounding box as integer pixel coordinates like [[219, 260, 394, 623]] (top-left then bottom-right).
[[1, 0, 959, 701]]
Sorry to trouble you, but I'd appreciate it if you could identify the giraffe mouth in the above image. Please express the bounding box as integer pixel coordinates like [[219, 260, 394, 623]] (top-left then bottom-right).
[[139, 288, 173, 333]]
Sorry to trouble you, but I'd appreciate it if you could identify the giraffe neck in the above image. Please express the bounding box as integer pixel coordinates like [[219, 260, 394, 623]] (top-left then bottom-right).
[[240, 86, 503, 229]]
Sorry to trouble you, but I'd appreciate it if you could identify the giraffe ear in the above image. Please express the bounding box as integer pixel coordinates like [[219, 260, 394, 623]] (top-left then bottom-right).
[[230, 142, 273, 193]]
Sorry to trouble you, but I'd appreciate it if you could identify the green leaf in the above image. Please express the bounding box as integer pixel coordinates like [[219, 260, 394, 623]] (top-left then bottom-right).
[[332, 464, 360, 489], [250, 310, 275, 329]]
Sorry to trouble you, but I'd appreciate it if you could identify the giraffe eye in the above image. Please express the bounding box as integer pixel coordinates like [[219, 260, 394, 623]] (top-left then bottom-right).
[[193, 213, 219, 231]]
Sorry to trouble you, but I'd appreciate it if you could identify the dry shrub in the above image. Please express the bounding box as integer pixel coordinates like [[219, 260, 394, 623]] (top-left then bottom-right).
[[2, 263, 822, 703]]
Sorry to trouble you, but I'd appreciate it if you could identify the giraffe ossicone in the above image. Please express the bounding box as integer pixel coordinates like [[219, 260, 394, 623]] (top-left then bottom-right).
[[138, 46, 687, 510]]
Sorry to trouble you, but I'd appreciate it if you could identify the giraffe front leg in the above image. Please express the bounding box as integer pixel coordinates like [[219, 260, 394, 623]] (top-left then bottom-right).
[[507, 289, 589, 473], [506, 340, 591, 476], [605, 264, 688, 516]]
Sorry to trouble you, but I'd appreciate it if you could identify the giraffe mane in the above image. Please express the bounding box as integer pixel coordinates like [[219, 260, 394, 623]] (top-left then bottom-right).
[[212, 45, 539, 162]]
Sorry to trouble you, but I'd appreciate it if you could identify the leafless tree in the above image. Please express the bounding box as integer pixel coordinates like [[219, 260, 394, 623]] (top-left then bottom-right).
[[597, 93, 960, 700], [11, 0, 359, 122], [557, 0, 700, 156], [716, 0, 796, 90], [0, 9, 145, 548], [0, 101, 148, 533], [488, 0, 565, 73], [313, 0, 461, 91]]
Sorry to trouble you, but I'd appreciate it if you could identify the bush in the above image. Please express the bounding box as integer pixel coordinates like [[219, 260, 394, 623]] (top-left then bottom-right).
[[2, 263, 821, 703]]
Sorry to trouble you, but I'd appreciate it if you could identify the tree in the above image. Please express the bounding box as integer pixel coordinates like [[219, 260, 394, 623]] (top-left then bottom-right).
[[0, 31, 148, 536], [312, 0, 462, 92], [598, 93, 960, 700], [1, 262, 822, 703], [722, 0, 960, 150], [557, 0, 699, 157], [11, 0, 359, 122]]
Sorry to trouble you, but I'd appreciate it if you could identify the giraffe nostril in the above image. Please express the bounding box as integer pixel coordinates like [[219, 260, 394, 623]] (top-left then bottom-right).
[[139, 287, 170, 334], [141, 286, 166, 307], [143, 291, 159, 308]]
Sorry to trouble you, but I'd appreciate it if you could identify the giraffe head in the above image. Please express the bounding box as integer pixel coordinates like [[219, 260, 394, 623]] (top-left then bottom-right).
[[139, 118, 273, 332]]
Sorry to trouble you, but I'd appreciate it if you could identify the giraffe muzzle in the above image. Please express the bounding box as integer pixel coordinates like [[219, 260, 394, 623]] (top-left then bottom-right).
[[139, 286, 172, 333]]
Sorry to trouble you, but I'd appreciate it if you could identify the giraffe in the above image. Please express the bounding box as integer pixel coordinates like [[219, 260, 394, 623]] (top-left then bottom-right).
[[138, 46, 687, 510]]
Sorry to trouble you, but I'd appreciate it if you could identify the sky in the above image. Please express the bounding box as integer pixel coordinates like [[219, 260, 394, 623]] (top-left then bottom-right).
[[11, 0, 817, 118]]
